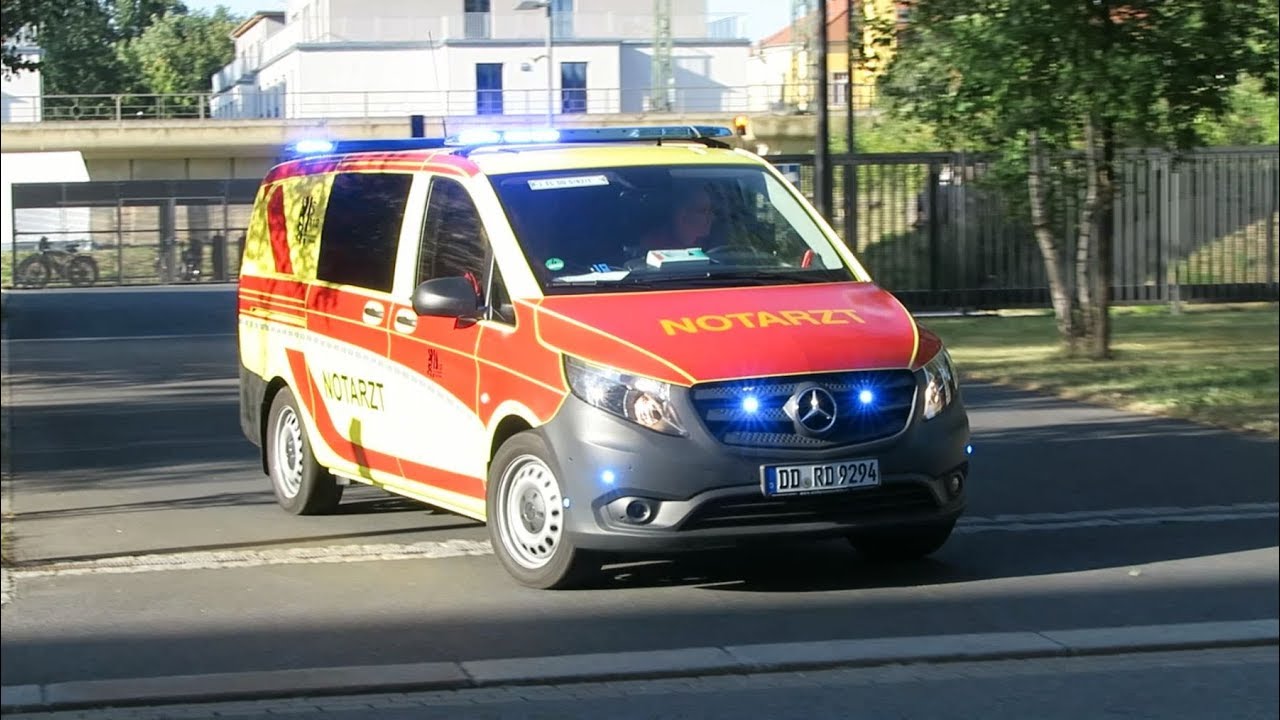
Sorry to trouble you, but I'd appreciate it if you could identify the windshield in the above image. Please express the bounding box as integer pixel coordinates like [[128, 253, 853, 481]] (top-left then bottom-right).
[[488, 164, 857, 293]]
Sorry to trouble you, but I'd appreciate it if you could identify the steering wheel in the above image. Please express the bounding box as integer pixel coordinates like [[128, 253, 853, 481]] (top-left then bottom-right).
[[704, 245, 776, 266]]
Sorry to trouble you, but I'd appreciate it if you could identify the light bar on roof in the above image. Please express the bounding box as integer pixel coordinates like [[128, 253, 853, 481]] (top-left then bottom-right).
[[442, 125, 734, 146]]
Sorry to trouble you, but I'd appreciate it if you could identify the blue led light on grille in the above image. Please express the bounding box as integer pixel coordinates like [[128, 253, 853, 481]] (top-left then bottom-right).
[[858, 389, 876, 406], [741, 395, 760, 413]]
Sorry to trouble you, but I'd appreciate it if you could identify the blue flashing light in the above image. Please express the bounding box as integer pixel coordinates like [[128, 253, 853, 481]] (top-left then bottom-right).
[[741, 395, 760, 414], [292, 139, 336, 155], [601, 470, 616, 485], [858, 389, 876, 406], [453, 129, 503, 146], [444, 124, 735, 148], [503, 128, 561, 144], [966, 444, 974, 455]]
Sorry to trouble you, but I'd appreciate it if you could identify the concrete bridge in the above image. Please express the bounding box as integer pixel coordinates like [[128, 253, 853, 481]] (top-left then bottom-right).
[[1, 112, 829, 182]]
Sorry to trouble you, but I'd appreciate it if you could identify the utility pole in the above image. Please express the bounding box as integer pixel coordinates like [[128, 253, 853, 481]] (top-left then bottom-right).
[[815, 0, 832, 221], [651, 0, 674, 111], [844, 0, 858, 249]]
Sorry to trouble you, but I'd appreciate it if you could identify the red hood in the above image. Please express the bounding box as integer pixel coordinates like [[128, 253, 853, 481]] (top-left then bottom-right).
[[533, 282, 921, 385]]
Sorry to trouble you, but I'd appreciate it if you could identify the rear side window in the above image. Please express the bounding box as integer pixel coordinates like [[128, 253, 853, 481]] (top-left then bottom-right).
[[317, 172, 413, 292]]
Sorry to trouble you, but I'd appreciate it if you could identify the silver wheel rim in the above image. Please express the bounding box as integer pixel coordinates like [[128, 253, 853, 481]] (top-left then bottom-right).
[[496, 454, 564, 570], [272, 406, 304, 499]]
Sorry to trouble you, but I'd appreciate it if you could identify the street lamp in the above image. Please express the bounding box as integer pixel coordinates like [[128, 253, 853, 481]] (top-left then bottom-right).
[[515, 0, 553, 126]]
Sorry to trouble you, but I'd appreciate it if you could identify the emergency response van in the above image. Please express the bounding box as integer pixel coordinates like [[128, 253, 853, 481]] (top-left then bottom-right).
[[237, 126, 971, 589]]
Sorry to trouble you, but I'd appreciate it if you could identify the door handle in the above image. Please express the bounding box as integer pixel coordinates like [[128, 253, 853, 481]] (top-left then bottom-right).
[[362, 301, 385, 325], [394, 309, 418, 332]]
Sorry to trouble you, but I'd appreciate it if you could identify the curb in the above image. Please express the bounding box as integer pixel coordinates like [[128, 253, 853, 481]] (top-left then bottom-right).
[[2, 619, 1276, 713]]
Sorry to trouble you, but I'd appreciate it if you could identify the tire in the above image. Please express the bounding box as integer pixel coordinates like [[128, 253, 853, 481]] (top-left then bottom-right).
[[265, 387, 343, 515], [66, 256, 99, 287], [15, 256, 50, 289], [848, 519, 956, 563], [487, 432, 599, 589]]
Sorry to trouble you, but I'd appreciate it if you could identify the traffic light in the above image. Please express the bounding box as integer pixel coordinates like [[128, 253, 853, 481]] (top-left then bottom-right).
[[733, 115, 749, 137]]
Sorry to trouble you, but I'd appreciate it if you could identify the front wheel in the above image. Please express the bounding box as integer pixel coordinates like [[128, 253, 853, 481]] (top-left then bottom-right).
[[66, 255, 99, 287], [487, 432, 599, 589], [848, 519, 956, 563], [265, 387, 343, 515]]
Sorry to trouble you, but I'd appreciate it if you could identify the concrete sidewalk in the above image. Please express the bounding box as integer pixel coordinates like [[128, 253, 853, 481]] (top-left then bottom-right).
[[3, 619, 1276, 713]]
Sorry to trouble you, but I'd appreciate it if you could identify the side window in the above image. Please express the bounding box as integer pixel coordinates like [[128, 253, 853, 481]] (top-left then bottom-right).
[[487, 263, 515, 325], [317, 172, 412, 292], [417, 177, 489, 295]]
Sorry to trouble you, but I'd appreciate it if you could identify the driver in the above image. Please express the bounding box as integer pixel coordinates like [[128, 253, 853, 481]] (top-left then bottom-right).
[[636, 184, 714, 252]]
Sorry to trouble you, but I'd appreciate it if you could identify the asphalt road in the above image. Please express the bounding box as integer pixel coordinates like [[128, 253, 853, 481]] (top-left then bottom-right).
[[1, 287, 1277, 692], [6, 648, 1278, 720]]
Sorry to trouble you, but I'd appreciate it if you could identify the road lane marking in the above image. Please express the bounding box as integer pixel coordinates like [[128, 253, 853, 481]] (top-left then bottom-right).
[[0, 503, 1275, 595]]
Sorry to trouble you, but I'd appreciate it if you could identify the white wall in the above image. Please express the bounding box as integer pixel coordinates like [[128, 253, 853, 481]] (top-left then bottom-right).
[[292, 47, 448, 116], [618, 43, 749, 112], [746, 45, 794, 112], [1, 152, 90, 250], [1, 51, 43, 123], [444, 44, 622, 117]]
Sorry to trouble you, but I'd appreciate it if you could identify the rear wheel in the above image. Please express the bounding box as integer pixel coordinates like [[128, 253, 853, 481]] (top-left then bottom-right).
[[15, 256, 50, 289], [487, 432, 598, 589], [265, 387, 343, 515], [848, 519, 956, 563]]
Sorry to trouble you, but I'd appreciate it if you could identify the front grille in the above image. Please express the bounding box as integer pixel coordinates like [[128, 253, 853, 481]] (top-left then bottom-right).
[[689, 370, 917, 449], [680, 484, 938, 532]]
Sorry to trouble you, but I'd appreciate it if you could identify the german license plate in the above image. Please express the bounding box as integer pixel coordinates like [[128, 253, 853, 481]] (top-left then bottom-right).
[[761, 459, 880, 496]]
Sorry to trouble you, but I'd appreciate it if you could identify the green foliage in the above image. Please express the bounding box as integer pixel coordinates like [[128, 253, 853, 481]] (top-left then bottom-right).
[[1, 0, 55, 75], [112, 0, 185, 40], [879, 0, 1279, 156], [34, 0, 132, 96], [1194, 76, 1280, 146], [1, 0, 239, 97], [117, 7, 238, 95]]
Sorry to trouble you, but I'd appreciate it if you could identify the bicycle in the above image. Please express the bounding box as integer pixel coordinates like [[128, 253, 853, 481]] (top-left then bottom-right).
[[155, 238, 203, 283], [15, 238, 100, 289]]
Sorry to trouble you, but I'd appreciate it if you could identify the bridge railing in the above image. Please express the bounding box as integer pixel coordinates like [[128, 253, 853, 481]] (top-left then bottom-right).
[[2, 84, 880, 123]]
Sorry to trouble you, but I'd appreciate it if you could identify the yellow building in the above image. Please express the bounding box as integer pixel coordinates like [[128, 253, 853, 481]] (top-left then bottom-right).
[[754, 0, 911, 112]]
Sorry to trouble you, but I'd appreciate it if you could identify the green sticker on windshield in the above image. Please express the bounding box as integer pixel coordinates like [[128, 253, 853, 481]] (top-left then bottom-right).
[[545, 258, 565, 271]]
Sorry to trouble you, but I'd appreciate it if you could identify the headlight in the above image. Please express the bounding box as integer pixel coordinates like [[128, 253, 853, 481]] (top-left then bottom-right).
[[564, 356, 686, 436], [921, 348, 958, 420]]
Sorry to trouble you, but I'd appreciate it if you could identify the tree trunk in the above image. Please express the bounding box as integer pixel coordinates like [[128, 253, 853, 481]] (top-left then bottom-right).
[[1089, 120, 1116, 359], [1076, 115, 1100, 354], [1027, 130, 1078, 351]]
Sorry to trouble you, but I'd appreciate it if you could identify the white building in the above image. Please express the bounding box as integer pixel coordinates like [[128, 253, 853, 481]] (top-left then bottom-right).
[[210, 0, 752, 121], [1, 35, 43, 123]]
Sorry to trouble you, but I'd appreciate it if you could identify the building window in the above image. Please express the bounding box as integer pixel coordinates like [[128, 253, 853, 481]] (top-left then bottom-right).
[[551, 0, 573, 39], [465, 0, 491, 39], [561, 62, 586, 114], [476, 63, 503, 115], [832, 71, 848, 107], [318, 173, 412, 292]]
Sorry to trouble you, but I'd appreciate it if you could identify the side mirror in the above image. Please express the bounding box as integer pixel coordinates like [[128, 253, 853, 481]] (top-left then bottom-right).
[[412, 277, 481, 319]]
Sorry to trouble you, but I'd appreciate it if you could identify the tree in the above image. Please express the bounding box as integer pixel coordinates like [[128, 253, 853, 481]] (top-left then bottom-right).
[[112, 0, 185, 40], [879, 0, 1279, 359], [117, 7, 237, 96], [31, 0, 130, 96], [1, 0, 55, 76]]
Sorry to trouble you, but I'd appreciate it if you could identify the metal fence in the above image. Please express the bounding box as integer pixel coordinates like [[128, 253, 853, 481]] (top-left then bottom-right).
[[4, 149, 1277, 311], [775, 147, 1279, 309], [5, 180, 259, 290]]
